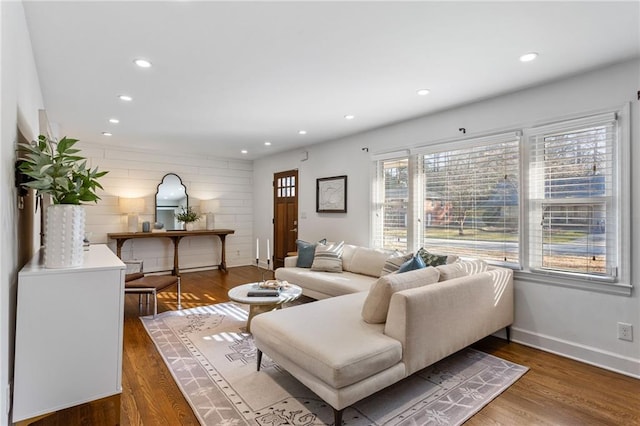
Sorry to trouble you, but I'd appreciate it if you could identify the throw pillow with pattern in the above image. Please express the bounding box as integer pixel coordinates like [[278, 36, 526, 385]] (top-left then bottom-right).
[[311, 241, 344, 272], [418, 247, 449, 267]]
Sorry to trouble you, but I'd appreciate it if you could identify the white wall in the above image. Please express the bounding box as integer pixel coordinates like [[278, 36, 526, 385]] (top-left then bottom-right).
[[253, 145, 373, 249], [254, 59, 640, 377], [0, 1, 45, 423], [77, 143, 254, 272]]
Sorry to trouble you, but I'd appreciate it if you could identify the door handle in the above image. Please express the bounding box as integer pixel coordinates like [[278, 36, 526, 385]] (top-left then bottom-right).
[[290, 228, 297, 232]]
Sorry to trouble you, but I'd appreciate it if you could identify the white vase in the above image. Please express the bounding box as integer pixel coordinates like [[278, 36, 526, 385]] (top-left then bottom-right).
[[185, 222, 194, 231], [44, 204, 85, 268]]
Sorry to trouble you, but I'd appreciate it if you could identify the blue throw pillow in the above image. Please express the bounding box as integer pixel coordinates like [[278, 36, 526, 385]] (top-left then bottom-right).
[[296, 240, 315, 267], [398, 254, 426, 273], [295, 239, 326, 268]]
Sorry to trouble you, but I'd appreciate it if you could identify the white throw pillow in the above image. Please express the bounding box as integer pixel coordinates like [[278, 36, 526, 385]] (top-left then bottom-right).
[[435, 263, 467, 281], [310, 241, 344, 272], [436, 259, 489, 281], [458, 259, 488, 275], [361, 266, 440, 324]]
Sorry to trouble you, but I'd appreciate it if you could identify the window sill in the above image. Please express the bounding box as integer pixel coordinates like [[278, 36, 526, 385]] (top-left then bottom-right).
[[513, 270, 632, 296]]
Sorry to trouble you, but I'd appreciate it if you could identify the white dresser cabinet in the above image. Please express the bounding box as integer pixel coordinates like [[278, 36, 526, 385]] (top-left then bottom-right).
[[13, 244, 125, 423]]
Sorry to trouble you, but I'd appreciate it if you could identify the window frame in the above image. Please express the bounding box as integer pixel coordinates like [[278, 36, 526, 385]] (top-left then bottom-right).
[[521, 106, 631, 294], [416, 132, 522, 267]]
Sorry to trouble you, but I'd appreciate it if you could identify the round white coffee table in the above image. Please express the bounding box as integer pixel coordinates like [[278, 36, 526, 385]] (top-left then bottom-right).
[[228, 282, 302, 332]]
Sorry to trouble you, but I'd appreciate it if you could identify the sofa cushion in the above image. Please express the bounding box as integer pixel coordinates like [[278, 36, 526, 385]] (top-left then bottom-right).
[[459, 259, 488, 274], [362, 266, 440, 324], [436, 259, 489, 281], [275, 267, 376, 298], [347, 247, 396, 277], [252, 292, 402, 389], [311, 241, 344, 272], [445, 254, 459, 264], [417, 248, 449, 267], [380, 252, 414, 276], [340, 244, 359, 272], [435, 263, 467, 281]]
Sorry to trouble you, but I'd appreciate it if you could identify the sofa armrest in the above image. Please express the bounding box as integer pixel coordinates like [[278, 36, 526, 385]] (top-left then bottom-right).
[[384, 268, 513, 375], [284, 256, 298, 267]]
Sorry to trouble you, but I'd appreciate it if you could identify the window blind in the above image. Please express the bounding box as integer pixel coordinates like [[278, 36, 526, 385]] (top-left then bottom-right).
[[528, 113, 617, 278], [378, 158, 409, 252], [421, 134, 520, 264]]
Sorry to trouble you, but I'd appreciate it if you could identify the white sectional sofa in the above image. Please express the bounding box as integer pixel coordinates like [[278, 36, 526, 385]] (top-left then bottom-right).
[[253, 245, 514, 425]]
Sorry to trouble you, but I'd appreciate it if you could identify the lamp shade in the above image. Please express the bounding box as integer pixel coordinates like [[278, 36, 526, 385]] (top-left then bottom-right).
[[200, 199, 220, 213], [119, 197, 145, 213]]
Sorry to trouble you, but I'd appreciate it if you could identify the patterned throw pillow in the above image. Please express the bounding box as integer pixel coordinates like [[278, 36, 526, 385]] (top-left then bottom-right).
[[380, 252, 414, 276], [417, 247, 449, 267], [398, 254, 426, 273], [311, 241, 344, 272]]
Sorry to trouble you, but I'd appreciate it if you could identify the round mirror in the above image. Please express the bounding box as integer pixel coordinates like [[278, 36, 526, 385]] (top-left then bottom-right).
[[155, 173, 188, 230]]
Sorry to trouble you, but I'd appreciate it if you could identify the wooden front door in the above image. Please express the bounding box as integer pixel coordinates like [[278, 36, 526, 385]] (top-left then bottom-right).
[[273, 170, 298, 269]]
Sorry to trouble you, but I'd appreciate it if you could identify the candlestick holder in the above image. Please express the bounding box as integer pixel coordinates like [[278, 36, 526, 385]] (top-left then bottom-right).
[[256, 258, 267, 284]]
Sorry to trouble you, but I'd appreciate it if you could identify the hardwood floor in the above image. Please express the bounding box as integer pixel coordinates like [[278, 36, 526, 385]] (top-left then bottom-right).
[[30, 266, 639, 425]]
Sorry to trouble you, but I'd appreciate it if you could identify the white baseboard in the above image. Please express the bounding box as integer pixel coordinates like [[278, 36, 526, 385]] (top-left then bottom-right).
[[511, 327, 640, 379]]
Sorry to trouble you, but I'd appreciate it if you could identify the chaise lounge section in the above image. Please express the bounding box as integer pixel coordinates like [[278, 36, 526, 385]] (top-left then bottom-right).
[[252, 260, 514, 425]]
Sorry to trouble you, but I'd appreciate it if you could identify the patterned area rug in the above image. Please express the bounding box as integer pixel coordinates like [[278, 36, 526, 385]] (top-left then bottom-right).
[[141, 303, 528, 425]]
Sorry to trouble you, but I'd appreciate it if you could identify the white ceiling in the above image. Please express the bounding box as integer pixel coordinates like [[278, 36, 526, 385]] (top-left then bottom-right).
[[23, 1, 640, 160]]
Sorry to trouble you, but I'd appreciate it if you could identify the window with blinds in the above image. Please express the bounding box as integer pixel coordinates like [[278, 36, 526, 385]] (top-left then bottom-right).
[[528, 113, 617, 278], [421, 134, 520, 264], [379, 158, 409, 252], [371, 108, 627, 291]]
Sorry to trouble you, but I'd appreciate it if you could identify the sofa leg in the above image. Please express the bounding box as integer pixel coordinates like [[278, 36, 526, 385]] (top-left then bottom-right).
[[256, 349, 263, 371], [506, 326, 511, 343], [334, 408, 343, 425]]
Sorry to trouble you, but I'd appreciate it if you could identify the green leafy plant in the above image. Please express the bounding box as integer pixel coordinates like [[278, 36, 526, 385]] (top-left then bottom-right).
[[17, 135, 108, 205], [175, 205, 201, 223]]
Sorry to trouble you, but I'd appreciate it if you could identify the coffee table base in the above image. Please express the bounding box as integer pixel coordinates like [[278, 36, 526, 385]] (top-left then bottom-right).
[[228, 282, 303, 333], [247, 303, 281, 332]]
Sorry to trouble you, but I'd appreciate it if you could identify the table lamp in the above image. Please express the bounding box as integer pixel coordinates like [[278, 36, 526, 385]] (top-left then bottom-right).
[[200, 199, 220, 230], [119, 197, 145, 232]]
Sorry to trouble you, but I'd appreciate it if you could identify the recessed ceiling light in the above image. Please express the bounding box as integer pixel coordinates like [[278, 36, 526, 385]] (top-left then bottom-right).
[[102, 132, 112, 136], [344, 115, 355, 120], [298, 130, 307, 135], [417, 89, 430, 96], [519, 52, 538, 62], [241, 149, 248, 154], [134, 58, 152, 68], [264, 141, 272, 146], [109, 118, 120, 124], [118, 95, 133, 102]]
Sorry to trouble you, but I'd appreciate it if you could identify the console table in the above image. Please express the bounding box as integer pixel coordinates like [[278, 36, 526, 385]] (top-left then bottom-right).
[[107, 229, 235, 275]]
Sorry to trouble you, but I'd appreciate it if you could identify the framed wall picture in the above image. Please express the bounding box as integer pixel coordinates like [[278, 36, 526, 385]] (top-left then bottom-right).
[[316, 175, 347, 213]]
